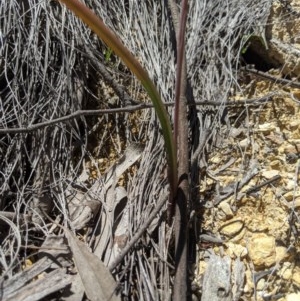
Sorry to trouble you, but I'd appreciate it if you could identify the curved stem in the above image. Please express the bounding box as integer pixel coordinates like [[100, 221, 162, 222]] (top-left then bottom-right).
[[57, 0, 178, 195]]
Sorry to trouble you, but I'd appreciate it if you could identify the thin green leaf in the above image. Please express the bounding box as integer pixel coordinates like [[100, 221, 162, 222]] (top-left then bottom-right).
[[57, 0, 177, 195]]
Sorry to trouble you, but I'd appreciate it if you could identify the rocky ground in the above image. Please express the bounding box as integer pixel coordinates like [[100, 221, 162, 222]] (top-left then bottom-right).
[[197, 74, 300, 301], [196, 2, 300, 299], [2, 1, 300, 300]]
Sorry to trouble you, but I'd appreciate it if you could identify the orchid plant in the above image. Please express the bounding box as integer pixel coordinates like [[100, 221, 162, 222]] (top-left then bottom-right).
[[57, 0, 189, 299]]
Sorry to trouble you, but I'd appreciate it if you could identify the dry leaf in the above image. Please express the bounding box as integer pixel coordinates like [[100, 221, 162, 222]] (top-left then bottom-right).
[[62, 273, 85, 301], [65, 229, 121, 301], [5, 268, 72, 301]]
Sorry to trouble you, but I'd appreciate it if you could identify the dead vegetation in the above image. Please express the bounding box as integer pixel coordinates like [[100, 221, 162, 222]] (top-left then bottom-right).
[[1, 0, 300, 300]]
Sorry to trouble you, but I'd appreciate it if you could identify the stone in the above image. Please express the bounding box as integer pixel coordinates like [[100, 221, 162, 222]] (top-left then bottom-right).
[[292, 267, 300, 286], [256, 278, 265, 290], [198, 260, 207, 277], [218, 202, 234, 219], [257, 122, 276, 133], [248, 233, 276, 268], [285, 179, 297, 191], [226, 242, 248, 259], [244, 269, 254, 293], [283, 191, 295, 202], [289, 198, 300, 209], [280, 262, 293, 280], [261, 169, 280, 179], [286, 293, 300, 301], [219, 220, 244, 237], [201, 255, 232, 301], [275, 246, 289, 263], [239, 138, 250, 148], [230, 228, 246, 243], [269, 160, 281, 170]]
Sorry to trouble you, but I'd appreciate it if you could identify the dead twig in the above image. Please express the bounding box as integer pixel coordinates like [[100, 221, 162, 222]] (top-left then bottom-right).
[[0, 93, 277, 134], [245, 175, 281, 195], [241, 66, 300, 88]]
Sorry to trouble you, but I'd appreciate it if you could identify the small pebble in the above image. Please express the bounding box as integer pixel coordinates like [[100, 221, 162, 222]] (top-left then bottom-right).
[[226, 242, 248, 258], [286, 293, 300, 301], [279, 262, 293, 280], [219, 220, 244, 237], [292, 267, 300, 286], [261, 169, 280, 179], [218, 202, 234, 219], [275, 246, 289, 263], [256, 278, 265, 290]]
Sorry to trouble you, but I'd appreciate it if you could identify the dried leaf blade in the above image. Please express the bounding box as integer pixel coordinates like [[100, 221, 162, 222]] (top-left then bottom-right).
[[65, 229, 120, 301]]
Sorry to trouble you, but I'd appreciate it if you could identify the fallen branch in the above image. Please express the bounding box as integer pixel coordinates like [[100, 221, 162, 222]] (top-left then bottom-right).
[[0, 93, 278, 134]]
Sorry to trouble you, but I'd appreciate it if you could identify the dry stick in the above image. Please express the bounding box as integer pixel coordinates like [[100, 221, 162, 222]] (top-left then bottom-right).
[[168, 0, 189, 300], [245, 175, 281, 195], [241, 66, 300, 88], [0, 93, 278, 134], [0, 211, 31, 222]]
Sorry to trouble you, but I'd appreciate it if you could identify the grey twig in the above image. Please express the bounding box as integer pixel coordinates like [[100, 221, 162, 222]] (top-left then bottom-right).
[[245, 175, 281, 195], [242, 66, 300, 88], [0, 94, 276, 135], [214, 160, 259, 205]]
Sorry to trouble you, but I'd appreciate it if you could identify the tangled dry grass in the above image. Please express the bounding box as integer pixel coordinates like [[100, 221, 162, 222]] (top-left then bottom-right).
[[1, 0, 292, 300]]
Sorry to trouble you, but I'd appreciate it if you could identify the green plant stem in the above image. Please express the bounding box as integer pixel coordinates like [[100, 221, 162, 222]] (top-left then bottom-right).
[[57, 0, 178, 197]]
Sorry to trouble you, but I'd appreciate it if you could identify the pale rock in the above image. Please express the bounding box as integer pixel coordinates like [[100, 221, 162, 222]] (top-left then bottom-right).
[[198, 260, 207, 277], [256, 278, 265, 290], [278, 144, 286, 155], [286, 293, 300, 301], [210, 156, 222, 164], [275, 246, 289, 263], [247, 217, 268, 232], [244, 269, 254, 292], [218, 202, 234, 219], [248, 233, 276, 268], [289, 120, 300, 130], [213, 246, 220, 253], [287, 139, 300, 144], [269, 160, 281, 170], [239, 138, 250, 148], [219, 220, 244, 237], [226, 242, 248, 258], [286, 180, 297, 191], [230, 228, 246, 243], [292, 267, 300, 286], [261, 169, 280, 179], [279, 262, 293, 280], [257, 122, 275, 132], [243, 283, 251, 295], [283, 191, 296, 202], [288, 197, 300, 209], [216, 210, 226, 221]]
